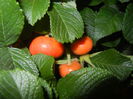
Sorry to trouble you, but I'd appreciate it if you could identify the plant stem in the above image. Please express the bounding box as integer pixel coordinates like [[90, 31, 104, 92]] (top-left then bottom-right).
[[80, 54, 95, 68], [65, 45, 72, 65], [86, 55, 95, 68], [79, 56, 84, 67], [56, 58, 78, 64], [67, 53, 71, 65]]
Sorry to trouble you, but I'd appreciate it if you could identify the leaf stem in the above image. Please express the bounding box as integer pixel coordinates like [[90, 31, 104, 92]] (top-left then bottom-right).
[[80, 54, 95, 68], [65, 45, 72, 65], [67, 53, 71, 65], [79, 56, 84, 67], [56, 58, 78, 64], [86, 55, 95, 68]]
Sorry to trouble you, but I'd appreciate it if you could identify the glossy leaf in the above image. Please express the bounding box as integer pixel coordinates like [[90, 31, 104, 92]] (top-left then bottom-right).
[[81, 6, 123, 44], [0, 0, 24, 47], [0, 47, 39, 75], [48, 1, 84, 43], [0, 69, 44, 99], [57, 68, 118, 99], [90, 49, 133, 80], [122, 4, 133, 44], [20, 0, 50, 25], [32, 54, 55, 80]]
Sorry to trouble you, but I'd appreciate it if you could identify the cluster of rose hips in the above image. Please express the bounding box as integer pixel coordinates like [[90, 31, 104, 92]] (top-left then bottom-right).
[[29, 35, 93, 77]]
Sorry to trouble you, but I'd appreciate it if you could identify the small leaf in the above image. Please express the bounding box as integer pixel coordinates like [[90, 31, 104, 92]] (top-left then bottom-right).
[[20, 0, 50, 25], [32, 54, 55, 80], [0, 0, 24, 47], [0, 69, 44, 99], [81, 6, 123, 44], [122, 4, 133, 44], [48, 1, 84, 43], [0, 47, 39, 75], [90, 49, 133, 80], [57, 68, 118, 99]]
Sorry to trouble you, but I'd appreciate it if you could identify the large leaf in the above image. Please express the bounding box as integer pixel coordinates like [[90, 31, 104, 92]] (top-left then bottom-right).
[[48, 1, 84, 43], [0, 0, 24, 47], [0, 47, 39, 75], [0, 69, 44, 99], [122, 4, 133, 44], [80, 6, 123, 44], [57, 68, 118, 99], [32, 54, 55, 80], [90, 49, 133, 80], [20, 0, 50, 25]]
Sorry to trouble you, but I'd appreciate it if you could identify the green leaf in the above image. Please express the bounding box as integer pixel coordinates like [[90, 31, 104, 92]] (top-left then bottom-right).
[[48, 1, 84, 43], [90, 49, 133, 80], [57, 68, 118, 99], [80, 6, 123, 44], [119, 0, 129, 3], [80, 8, 96, 42], [21, 47, 31, 56], [20, 0, 50, 25], [0, 0, 24, 47], [126, 56, 133, 65], [39, 78, 53, 99], [130, 56, 133, 62], [50, 80, 58, 99], [0, 47, 39, 76], [89, 0, 103, 6], [32, 54, 55, 80], [122, 4, 133, 44], [0, 69, 44, 99]]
